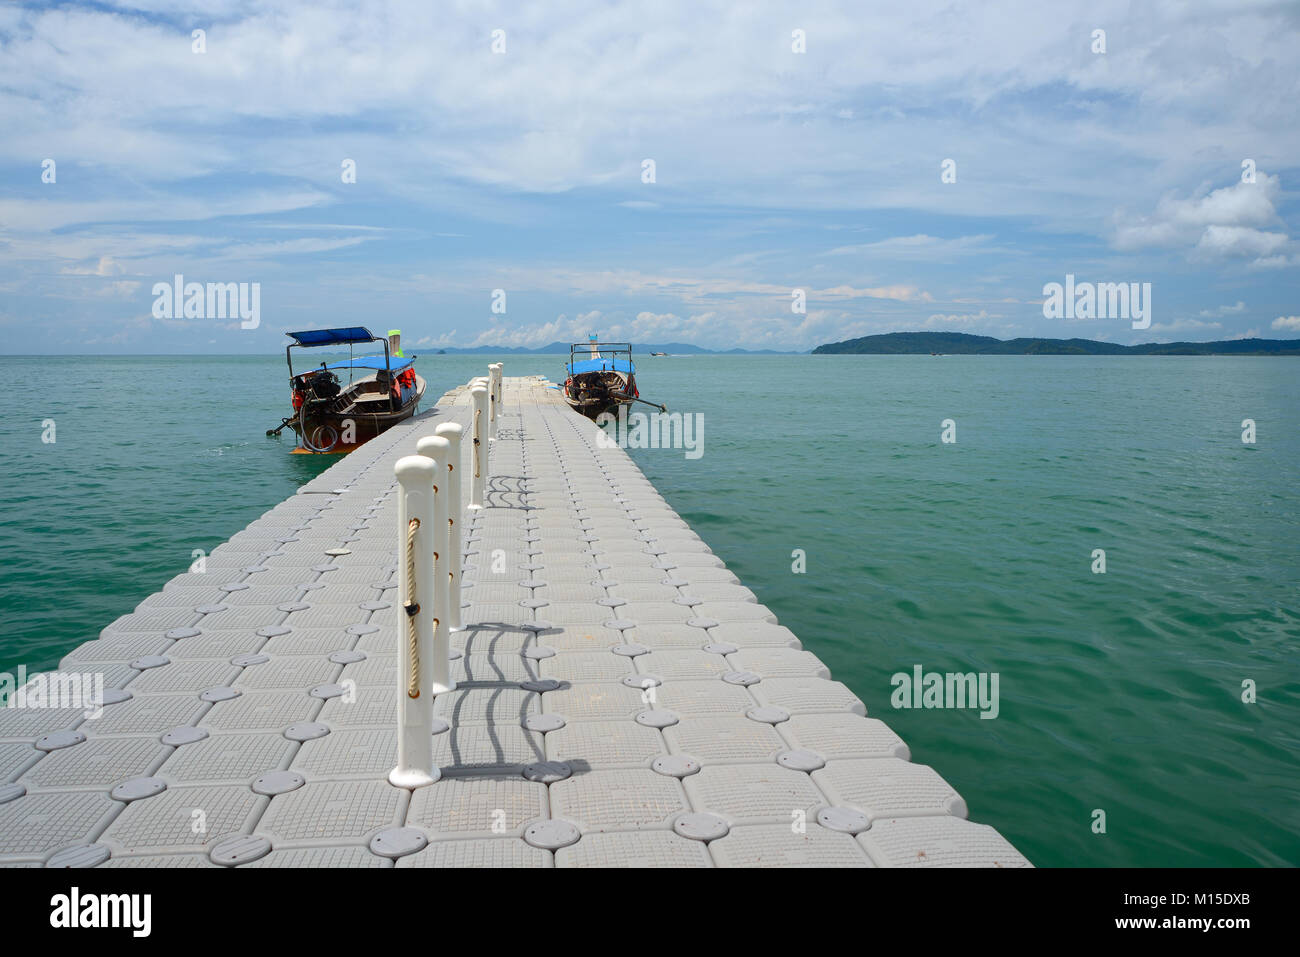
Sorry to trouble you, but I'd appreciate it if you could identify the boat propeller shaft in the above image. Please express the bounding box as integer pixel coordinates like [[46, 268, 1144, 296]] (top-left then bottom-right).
[[611, 392, 668, 413]]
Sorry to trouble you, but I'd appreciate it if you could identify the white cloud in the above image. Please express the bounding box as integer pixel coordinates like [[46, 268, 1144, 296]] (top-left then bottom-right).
[[1271, 316, 1300, 331], [815, 284, 932, 303], [1145, 318, 1223, 335], [924, 309, 993, 326], [61, 256, 123, 277], [454, 305, 918, 352], [211, 236, 377, 260], [1194, 225, 1288, 260], [8, 233, 209, 267], [1113, 173, 1291, 266], [828, 234, 998, 258], [1198, 301, 1246, 317], [419, 265, 934, 307], [2, 1, 1298, 352], [1247, 255, 1294, 270], [97, 280, 141, 297], [0, 192, 330, 232], [2, 1, 1298, 223]]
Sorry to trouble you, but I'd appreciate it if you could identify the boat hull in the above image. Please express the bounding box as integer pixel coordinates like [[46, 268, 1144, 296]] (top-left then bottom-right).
[[564, 396, 632, 421], [563, 370, 634, 420], [291, 373, 427, 453]]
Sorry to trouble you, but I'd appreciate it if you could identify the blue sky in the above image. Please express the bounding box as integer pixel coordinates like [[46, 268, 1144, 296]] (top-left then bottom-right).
[[1, 0, 1298, 353]]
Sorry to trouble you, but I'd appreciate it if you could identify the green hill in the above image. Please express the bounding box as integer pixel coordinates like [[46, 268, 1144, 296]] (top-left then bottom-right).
[[812, 331, 1300, 356]]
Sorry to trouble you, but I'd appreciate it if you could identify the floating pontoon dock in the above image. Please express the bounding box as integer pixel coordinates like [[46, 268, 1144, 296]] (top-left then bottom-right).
[[0, 374, 1029, 867]]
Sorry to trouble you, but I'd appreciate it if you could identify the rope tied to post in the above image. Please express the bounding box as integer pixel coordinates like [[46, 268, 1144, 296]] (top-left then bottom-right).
[[404, 517, 420, 698], [474, 409, 482, 477]]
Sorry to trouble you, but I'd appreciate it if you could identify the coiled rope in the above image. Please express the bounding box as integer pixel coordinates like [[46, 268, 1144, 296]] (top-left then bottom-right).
[[404, 517, 420, 698]]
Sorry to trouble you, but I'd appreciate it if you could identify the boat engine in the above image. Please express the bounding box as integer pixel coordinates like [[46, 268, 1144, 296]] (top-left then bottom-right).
[[312, 370, 341, 399], [294, 368, 341, 408], [306, 369, 341, 399]]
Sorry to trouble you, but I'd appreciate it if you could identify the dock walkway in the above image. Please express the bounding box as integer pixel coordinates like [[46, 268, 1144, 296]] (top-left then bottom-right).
[[0, 376, 1029, 867]]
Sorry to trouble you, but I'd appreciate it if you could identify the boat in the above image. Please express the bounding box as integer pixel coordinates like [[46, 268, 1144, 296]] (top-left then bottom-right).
[[268, 326, 427, 453], [562, 337, 638, 420], [556, 333, 654, 420]]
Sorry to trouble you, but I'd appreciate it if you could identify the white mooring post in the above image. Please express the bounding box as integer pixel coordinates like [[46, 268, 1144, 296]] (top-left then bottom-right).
[[495, 363, 504, 435], [415, 434, 455, 696], [434, 422, 465, 631], [390, 454, 439, 789], [470, 375, 489, 419], [468, 383, 489, 510], [489, 363, 502, 440]]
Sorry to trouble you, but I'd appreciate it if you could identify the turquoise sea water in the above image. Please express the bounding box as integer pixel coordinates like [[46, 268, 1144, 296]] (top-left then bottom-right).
[[1, 353, 1297, 867]]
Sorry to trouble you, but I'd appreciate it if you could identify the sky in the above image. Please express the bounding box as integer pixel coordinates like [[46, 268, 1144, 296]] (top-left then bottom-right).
[[1, 0, 1298, 354]]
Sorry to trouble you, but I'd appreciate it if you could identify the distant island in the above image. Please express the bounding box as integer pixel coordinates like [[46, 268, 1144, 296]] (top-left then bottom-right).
[[812, 331, 1300, 356], [439, 341, 788, 355]]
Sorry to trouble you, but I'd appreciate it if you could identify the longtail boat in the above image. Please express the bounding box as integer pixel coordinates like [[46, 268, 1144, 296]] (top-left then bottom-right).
[[268, 327, 427, 453], [561, 335, 667, 420]]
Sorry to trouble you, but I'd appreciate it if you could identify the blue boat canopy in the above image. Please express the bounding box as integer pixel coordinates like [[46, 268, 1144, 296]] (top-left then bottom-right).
[[287, 327, 376, 347], [323, 356, 413, 373], [567, 357, 634, 376]]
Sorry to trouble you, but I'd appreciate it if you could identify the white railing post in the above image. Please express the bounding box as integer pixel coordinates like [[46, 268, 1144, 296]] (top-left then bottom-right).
[[434, 422, 465, 631], [468, 383, 488, 510], [415, 435, 455, 696], [496, 363, 504, 434], [470, 375, 489, 436], [390, 455, 439, 789], [489, 363, 502, 440]]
